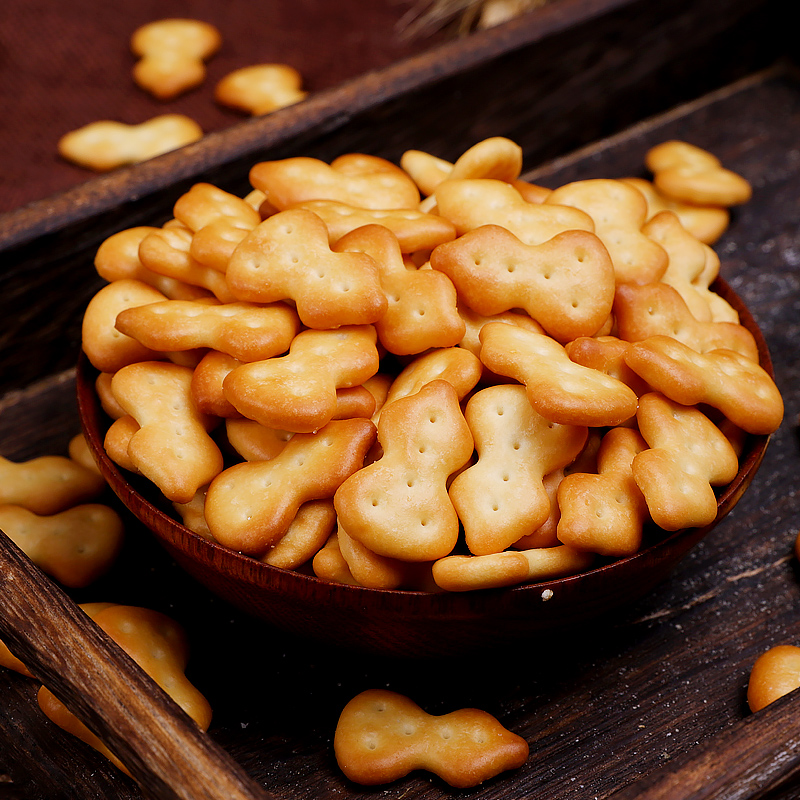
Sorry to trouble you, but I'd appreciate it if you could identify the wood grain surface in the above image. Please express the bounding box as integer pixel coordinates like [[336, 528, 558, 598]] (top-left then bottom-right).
[[1, 10, 799, 800]]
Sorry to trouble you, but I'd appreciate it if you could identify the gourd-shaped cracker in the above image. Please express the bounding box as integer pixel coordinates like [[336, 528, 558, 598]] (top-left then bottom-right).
[[620, 177, 729, 245], [381, 347, 483, 415], [94, 226, 211, 300], [189, 218, 254, 272], [115, 299, 300, 362], [335, 225, 465, 355], [110, 361, 223, 503], [294, 199, 457, 252], [260, 499, 336, 570], [334, 380, 474, 562], [38, 604, 212, 774], [82, 279, 169, 373], [642, 210, 737, 323], [646, 140, 752, 207], [215, 63, 307, 115], [457, 305, 544, 362], [172, 182, 261, 273], [173, 182, 261, 232], [138, 225, 235, 302], [434, 178, 594, 245], [449, 384, 588, 555], [402, 136, 524, 197], [614, 282, 758, 360], [226, 208, 387, 329], [565, 335, 651, 397], [432, 545, 593, 592], [0, 504, 124, 588], [205, 418, 377, 555], [556, 426, 650, 556], [191, 350, 244, 417], [429, 224, 614, 342], [545, 178, 668, 285], [632, 392, 739, 530], [478, 322, 638, 427], [223, 325, 380, 433], [249, 153, 421, 211], [334, 689, 528, 788], [131, 18, 221, 100], [0, 454, 106, 515], [336, 522, 416, 590], [624, 335, 783, 435]]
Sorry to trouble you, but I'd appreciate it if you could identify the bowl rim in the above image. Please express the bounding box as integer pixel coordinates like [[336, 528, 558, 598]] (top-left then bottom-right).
[[76, 275, 773, 615]]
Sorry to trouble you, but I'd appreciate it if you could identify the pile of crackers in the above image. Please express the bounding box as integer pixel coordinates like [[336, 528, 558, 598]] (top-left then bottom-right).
[[80, 136, 783, 593]]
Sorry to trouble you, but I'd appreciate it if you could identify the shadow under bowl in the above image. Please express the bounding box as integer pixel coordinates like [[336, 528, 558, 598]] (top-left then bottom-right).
[[77, 278, 773, 658]]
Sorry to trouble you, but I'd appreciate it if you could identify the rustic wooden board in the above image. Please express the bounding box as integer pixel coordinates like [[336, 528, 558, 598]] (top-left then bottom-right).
[[1, 63, 800, 799]]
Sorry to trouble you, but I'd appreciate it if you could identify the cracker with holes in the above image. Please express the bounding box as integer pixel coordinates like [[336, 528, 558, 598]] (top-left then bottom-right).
[[433, 178, 594, 244], [334, 689, 528, 788], [624, 335, 783, 435], [556, 426, 650, 556], [205, 418, 376, 555], [614, 282, 758, 360], [110, 361, 224, 503], [226, 208, 387, 329], [449, 384, 588, 555], [545, 178, 668, 285], [430, 224, 614, 342], [334, 381, 474, 562], [335, 225, 465, 355], [223, 325, 379, 433], [478, 322, 638, 427], [115, 299, 300, 362], [632, 392, 740, 530], [249, 153, 421, 211]]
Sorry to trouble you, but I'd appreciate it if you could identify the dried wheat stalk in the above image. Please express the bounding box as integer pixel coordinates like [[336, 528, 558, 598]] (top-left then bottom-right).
[[396, 0, 551, 39]]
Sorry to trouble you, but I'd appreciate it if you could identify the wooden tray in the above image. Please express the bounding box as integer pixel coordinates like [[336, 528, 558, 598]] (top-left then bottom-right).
[[1, 0, 799, 797]]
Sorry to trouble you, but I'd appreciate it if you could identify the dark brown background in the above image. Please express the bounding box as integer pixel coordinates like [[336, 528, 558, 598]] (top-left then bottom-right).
[[0, 0, 447, 215]]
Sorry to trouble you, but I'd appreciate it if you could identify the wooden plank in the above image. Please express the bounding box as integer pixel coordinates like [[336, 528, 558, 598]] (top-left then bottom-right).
[[0, 531, 271, 800]]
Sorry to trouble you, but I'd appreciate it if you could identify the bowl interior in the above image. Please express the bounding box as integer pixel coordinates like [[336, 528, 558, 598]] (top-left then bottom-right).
[[77, 277, 772, 658]]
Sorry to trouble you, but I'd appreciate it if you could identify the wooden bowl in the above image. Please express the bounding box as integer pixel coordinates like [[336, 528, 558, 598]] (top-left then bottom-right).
[[77, 278, 773, 658]]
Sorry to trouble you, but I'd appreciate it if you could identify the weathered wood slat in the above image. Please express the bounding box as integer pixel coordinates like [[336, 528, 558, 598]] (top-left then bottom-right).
[[0, 530, 271, 800]]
